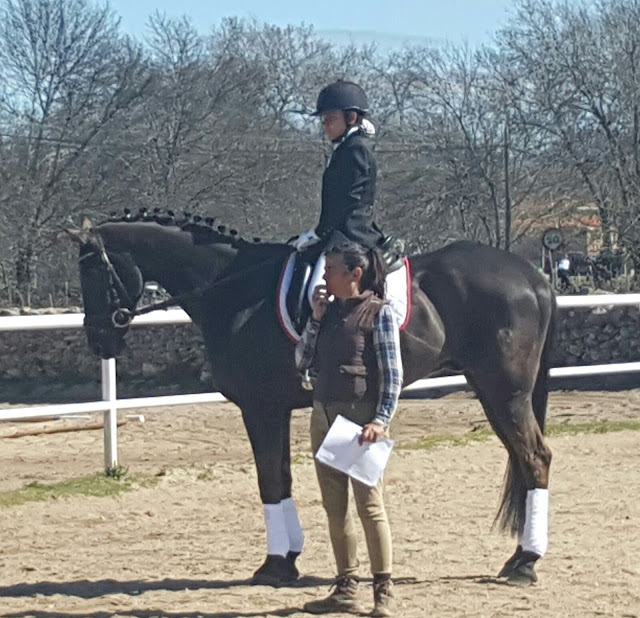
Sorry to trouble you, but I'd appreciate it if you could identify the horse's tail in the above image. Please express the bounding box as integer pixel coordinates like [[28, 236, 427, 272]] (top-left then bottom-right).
[[496, 287, 556, 535]]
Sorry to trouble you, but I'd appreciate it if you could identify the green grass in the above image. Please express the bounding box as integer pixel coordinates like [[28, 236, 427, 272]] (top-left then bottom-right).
[[399, 427, 493, 450], [399, 419, 640, 450], [545, 419, 640, 437], [0, 472, 158, 508]]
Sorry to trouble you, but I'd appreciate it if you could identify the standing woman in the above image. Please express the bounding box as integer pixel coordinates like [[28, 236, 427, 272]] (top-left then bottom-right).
[[296, 241, 403, 617]]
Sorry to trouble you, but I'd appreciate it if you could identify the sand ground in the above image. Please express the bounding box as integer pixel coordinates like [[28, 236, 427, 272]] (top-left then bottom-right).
[[0, 390, 639, 618]]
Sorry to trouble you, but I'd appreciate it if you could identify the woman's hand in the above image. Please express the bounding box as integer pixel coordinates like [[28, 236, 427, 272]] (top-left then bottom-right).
[[359, 422, 386, 443], [311, 285, 330, 320]]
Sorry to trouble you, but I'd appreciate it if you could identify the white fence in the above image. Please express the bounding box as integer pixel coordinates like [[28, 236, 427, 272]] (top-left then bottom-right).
[[1, 294, 640, 469]]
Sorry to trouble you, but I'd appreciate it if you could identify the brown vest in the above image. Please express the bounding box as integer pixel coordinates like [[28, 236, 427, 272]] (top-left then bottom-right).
[[313, 290, 385, 403]]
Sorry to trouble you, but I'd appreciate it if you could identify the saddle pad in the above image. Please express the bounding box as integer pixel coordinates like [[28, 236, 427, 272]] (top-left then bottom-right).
[[276, 254, 412, 344]]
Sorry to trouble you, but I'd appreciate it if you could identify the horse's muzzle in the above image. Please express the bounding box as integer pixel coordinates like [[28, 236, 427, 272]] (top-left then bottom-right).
[[85, 324, 127, 359]]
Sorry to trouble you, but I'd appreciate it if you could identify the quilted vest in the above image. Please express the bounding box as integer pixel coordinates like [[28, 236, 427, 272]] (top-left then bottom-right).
[[313, 290, 385, 403]]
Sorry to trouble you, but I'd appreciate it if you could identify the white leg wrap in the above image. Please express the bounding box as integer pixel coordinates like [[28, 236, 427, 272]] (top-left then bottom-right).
[[519, 488, 549, 556], [281, 497, 305, 553], [263, 503, 289, 557]]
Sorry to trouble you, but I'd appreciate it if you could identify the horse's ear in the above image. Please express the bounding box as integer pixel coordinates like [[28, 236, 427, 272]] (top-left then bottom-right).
[[63, 217, 96, 245], [63, 227, 93, 245]]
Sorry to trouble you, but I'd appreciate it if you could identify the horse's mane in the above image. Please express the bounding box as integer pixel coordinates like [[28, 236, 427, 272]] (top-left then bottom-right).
[[101, 208, 289, 252]]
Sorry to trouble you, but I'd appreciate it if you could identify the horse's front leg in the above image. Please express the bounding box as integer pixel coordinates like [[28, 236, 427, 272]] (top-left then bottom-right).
[[241, 404, 304, 586]]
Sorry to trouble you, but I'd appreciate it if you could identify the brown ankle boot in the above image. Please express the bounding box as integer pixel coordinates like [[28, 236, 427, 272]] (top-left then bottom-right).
[[303, 574, 363, 614], [371, 574, 396, 617]]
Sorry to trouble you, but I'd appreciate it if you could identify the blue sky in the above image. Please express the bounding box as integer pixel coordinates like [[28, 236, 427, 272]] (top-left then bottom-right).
[[107, 0, 514, 47]]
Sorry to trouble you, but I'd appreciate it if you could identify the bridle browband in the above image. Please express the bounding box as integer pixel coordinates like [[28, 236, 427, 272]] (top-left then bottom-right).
[[80, 234, 289, 328]]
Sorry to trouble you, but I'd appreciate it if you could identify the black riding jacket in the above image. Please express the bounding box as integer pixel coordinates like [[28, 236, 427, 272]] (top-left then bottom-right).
[[316, 128, 384, 249]]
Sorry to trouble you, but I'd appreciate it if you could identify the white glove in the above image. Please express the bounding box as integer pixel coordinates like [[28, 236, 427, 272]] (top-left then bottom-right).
[[293, 228, 321, 251]]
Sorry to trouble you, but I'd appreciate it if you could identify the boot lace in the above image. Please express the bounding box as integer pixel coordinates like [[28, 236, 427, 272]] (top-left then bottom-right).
[[333, 574, 358, 595], [373, 577, 392, 599]]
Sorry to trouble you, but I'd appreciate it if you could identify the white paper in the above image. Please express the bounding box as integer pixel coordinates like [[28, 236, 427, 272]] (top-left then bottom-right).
[[315, 415, 394, 487]]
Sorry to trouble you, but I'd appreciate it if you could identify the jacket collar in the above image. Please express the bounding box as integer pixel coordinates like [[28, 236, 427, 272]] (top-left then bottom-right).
[[332, 125, 360, 147]]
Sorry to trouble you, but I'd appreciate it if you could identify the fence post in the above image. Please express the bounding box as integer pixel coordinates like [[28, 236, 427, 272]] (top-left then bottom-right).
[[101, 358, 118, 471]]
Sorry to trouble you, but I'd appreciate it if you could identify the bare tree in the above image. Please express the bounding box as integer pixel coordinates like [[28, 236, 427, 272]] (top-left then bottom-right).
[[498, 0, 640, 270], [0, 0, 147, 302]]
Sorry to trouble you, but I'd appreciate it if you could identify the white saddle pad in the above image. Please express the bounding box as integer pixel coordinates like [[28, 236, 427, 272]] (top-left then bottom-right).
[[276, 254, 411, 343]]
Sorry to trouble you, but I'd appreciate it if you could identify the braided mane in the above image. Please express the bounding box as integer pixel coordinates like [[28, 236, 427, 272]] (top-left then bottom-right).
[[103, 207, 284, 250]]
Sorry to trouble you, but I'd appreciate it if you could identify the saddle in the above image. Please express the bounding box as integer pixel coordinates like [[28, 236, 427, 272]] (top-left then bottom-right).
[[285, 236, 406, 332]]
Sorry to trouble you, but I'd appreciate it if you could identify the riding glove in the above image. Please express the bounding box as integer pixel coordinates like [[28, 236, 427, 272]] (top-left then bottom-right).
[[292, 228, 321, 251]]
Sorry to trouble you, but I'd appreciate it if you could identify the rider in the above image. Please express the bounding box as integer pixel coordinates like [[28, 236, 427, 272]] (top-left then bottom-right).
[[291, 80, 386, 304]]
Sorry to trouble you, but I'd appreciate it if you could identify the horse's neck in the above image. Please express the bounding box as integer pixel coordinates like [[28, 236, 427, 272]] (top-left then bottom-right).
[[98, 222, 288, 304], [99, 222, 236, 295]]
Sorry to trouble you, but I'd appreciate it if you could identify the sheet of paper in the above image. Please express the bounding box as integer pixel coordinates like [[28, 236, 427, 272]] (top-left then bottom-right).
[[315, 414, 395, 487]]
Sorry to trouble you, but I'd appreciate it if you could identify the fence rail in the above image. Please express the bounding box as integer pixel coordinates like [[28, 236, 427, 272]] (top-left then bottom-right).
[[2, 293, 640, 469]]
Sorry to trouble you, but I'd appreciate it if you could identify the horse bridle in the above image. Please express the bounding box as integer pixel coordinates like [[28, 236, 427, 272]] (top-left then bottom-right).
[[78, 236, 138, 330], [80, 233, 290, 329]]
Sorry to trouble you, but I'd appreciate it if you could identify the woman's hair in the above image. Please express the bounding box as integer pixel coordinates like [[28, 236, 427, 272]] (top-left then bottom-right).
[[326, 241, 387, 299]]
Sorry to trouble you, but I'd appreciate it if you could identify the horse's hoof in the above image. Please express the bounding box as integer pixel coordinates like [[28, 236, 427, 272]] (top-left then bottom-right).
[[286, 550, 301, 579], [251, 554, 299, 587], [498, 546, 540, 586], [506, 568, 537, 587], [498, 546, 523, 578]]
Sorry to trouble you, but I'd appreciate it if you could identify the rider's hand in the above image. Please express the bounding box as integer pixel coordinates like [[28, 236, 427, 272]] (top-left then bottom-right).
[[359, 422, 386, 444], [311, 285, 330, 321], [292, 228, 320, 251]]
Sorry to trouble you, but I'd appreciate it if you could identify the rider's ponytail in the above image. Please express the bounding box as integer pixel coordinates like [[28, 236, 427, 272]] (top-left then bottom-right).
[[362, 248, 386, 299]]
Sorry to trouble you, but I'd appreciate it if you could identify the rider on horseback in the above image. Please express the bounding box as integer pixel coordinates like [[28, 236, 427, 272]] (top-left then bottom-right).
[[293, 79, 385, 253], [289, 80, 392, 327]]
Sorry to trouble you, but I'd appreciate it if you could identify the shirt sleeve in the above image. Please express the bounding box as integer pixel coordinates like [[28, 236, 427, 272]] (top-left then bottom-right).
[[372, 305, 403, 427], [295, 317, 321, 371]]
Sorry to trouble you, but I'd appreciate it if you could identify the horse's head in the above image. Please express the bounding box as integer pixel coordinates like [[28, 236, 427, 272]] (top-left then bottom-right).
[[67, 219, 144, 358]]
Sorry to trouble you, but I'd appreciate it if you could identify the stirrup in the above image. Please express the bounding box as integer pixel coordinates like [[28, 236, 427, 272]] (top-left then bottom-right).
[[301, 369, 314, 391], [379, 236, 405, 271]]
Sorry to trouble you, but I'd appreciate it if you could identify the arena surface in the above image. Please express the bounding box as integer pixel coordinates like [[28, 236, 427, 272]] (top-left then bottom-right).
[[0, 390, 639, 617]]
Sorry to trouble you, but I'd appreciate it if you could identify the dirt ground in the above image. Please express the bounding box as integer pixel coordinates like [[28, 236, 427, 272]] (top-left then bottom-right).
[[0, 390, 639, 618]]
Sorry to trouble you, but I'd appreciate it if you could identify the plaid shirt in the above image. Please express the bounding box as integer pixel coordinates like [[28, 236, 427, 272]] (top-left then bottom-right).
[[295, 304, 403, 427]]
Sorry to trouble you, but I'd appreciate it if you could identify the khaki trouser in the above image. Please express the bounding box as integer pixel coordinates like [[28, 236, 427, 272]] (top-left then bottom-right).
[[311, 400, 393, 576]]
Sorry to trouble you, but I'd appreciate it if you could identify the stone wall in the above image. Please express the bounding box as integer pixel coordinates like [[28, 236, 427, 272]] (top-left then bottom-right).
[[550, 305, 640, 390], [0, 313, 210, 401], [0, 304, 638, 401]]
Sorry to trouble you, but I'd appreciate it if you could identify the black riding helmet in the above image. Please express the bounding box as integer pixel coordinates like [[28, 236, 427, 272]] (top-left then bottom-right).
[[312, 80, 369, 116]]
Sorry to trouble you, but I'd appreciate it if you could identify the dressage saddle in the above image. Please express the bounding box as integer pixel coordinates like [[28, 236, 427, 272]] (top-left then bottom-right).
[[286, 236, 405, 333]]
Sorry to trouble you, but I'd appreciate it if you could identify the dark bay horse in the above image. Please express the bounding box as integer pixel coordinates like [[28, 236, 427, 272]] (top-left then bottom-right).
[[69, 213, 555, 587]]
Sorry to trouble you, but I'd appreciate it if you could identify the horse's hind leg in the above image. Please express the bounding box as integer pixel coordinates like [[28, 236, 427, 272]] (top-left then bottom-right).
[[241, 404, 302, 586], [468, 376, 552, 586]]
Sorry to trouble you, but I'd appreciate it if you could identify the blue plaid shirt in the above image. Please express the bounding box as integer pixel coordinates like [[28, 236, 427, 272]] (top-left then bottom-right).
[[295, 303, 403, 427]]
